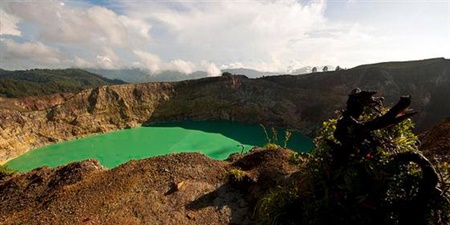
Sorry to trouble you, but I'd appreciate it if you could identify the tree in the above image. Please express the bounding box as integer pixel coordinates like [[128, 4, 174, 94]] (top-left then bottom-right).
[[335, 66, 342, 71], [311, 67, 317, 73], [322, 66, 328, 72], [257, 90, 450, 225]]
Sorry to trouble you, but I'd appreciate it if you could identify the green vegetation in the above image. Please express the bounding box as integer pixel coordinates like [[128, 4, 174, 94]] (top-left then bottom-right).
[[434, 158, 450, 202], [288, 152, 309, 165], [257, 109, 450, 225], [0, 164, 15, 179], [228, 169, 246, 183], [256, 187, 299, 225], [0, 68, 125, 98], [260, 124, 293, 150]]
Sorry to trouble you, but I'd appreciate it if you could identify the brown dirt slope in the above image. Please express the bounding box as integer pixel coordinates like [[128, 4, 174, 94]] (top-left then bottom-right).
[[420, 117, 450, 158], [0, 148, 301, 225]]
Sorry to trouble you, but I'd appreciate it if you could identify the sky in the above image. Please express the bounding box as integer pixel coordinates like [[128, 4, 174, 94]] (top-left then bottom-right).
[[1, 0, 449, 76]]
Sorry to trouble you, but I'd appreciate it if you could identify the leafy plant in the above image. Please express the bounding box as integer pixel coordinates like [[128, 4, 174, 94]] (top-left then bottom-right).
[[259, 124, 293, 150], [228, 169, 246, 183], [283, 131, 292, 148], [263, 143, 280, 150], [288, 152, 310, 165], [256, 187, 300, 225], [256, 108, 450, 225]]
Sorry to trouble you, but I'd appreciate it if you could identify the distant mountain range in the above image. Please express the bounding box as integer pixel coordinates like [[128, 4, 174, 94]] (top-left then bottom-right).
[[85, 67, 318, 83], [84, 68, 208, 83], [2, 58, 447, 99], [221, 68, 281, 77], [0, 66, 310, 98], [85, 68, 278, 83]]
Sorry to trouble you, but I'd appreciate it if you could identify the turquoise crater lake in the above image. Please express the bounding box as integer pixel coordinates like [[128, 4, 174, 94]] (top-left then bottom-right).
[[6, 121, 314, 172]]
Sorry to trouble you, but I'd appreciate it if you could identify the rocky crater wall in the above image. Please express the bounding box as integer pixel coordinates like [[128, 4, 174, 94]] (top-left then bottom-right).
[[1, 59, 450, 162]]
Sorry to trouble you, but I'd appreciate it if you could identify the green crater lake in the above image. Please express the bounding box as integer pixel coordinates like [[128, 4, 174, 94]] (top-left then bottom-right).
[[6, 121, 314, 172]]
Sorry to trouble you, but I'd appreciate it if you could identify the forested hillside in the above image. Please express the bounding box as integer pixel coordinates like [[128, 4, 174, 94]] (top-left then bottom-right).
[[0, 69, 125, 98]]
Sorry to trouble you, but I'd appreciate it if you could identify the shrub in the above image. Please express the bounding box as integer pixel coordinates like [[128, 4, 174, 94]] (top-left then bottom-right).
[[228, 169, 246, 183], [259, 124, 292, 150], [256, 108, 450, 225], [256, 187, 300, 225]]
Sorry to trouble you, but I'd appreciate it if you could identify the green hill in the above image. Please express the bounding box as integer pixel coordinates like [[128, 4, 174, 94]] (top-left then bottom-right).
[[0, 68, 126, 98]]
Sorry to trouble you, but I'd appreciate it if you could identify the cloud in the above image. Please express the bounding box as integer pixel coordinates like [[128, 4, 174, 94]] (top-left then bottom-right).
[[220, 62, 245, 69], [133, 50, 220, 76], [0, 0, 369, 72], [3, 0, 358, 72], [1, 40, 59, 58], [133, 50, 164, 73], [2, 0, 447, 73], [71, 47, 121, 69], [1, 0, 152, 69], [6, 2, 151, 46], [0, 9, 21, 36], [199, 60, 221, 77], [0, 39, 61, 68], [121, 0, 330, 71], [133, 50, 195, 74]]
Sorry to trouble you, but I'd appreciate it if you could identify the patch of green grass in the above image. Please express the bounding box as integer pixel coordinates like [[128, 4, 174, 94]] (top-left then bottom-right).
[[260, 124, 292, 150], [228, 169, 246, 183], [263, 143, 281, 150]]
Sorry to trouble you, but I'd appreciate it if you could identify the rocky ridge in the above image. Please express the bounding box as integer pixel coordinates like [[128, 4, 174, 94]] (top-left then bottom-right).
[[1, 58, 450, 163]]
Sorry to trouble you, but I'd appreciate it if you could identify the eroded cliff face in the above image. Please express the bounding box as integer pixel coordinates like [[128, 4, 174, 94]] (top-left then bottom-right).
[[0, 75, 320, 163], [1, 59, 450, 162], [0, 82, 174, 162]]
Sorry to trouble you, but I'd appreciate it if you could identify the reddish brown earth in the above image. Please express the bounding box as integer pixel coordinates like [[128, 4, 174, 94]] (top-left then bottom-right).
[[0, 148, 301, 225]]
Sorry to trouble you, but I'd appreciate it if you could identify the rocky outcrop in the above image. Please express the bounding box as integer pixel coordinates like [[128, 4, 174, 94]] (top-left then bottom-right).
[[1, 58, 450, 162]]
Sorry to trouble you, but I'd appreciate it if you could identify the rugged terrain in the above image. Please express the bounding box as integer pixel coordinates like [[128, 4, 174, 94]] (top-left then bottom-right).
[[0, 148, 300, 225], [1, 58, 450, 163], [1, 118, 449, 224]]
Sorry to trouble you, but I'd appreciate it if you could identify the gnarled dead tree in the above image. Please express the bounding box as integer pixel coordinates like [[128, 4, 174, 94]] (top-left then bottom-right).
[[332, 88, 446, 225]]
